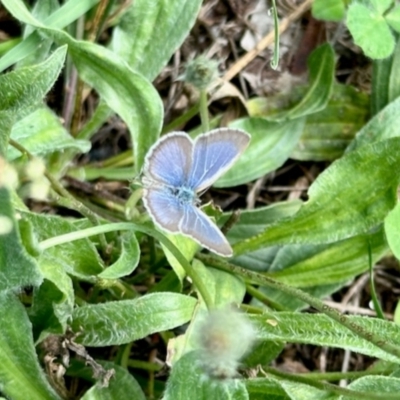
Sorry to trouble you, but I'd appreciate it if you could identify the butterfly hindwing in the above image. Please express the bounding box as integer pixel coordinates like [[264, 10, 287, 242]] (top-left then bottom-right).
[[143, 186, 184, 232], [179, 204, 233, 257]]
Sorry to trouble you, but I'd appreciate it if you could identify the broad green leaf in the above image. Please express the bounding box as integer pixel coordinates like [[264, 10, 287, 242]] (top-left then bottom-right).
[[20, 212, 103, 279], [0, 45, 66, 155], [71, 293, 197, 346], [7, 107, 90, 160], [347, 2, 395, 59], [269, 227, 388, 287], [163, 351, 249, 400], [312, 0, 345, 21], [266, 44, 335, 121], [384, 201, 400, 261], [251, 312, 400, 363], [0, 188, 42, 291], [214, 117, 305, 187], [0, 292, 61, 400], [226, 201, 303, 271], [111, 0, 202, 81], [29, 260, 74, 342], [245, 378, 290, 400], [345, 376, 400, 399], [0, 0, 100, 71], [347, 95, 400, 152], [233, 138, 400, 255], [386, 6, 400, 32], [290, 84, 369, 161], [98, 231, 140, 280], [2, 0, 163, 173], [81, 362, 145, 400]]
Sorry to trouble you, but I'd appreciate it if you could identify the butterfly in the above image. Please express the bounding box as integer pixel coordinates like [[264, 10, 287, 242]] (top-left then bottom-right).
[[142, 128, 250, 257]]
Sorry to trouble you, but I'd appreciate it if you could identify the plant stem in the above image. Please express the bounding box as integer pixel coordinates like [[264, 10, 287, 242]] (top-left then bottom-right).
[[38, 222, 214, 310], [199, 89, 209, 132], [261, 366, 399, 399]]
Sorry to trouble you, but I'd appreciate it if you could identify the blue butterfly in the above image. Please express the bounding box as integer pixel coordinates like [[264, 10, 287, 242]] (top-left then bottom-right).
[[142, 128, 250, 257]]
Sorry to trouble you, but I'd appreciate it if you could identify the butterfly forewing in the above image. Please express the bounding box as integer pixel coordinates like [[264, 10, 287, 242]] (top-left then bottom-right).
[[144, 132, 193, 187], [189, 128, 250, 192]]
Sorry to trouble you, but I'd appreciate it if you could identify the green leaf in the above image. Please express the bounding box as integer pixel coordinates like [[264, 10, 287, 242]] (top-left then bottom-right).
[[346, 375, 400, 398], [251, 312, 400, 363], [81, 362, 146, 400], [17, 0, 60, 68], [0, 0, 100, 71], [98, 231, 140, 280], [347, 95, 400, 152], [2, 0, 163, 173], [290, 84, 369, 161], [386, 6, 400, 32], [269, 227, 388, 287], [7, 107, 90, 160], [0, 188, 42, 291], [245, 378, 288, 400], [384, 201, 400, 261], [0, 46, 66, 155], [163, 351, 249, 400], [20, 212, 103, 280], [0, 292, 61, 400], [267, 44, 335, 121], [312, 0, 345, 22], [71, 293, 197, 346], [233, 138, 400, 254], [347, 2, 395, 59], [214, 117, 305, 187], [225, 201, 303, 271], [370, 0, 393, 15], [111, 0, 202, 81], [29, 260, 74, 342]]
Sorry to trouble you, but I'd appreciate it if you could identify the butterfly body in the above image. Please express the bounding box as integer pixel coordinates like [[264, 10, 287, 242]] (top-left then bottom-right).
[[142, 128, 250, 257]]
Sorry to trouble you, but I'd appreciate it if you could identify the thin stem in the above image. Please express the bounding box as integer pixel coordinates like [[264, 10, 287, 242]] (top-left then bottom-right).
[[261, 366, 399, 400], [199, 90, 210, 133], [368, 241, 385, 319], [38, 222, 214, 310], [197, 253, 400, 361]]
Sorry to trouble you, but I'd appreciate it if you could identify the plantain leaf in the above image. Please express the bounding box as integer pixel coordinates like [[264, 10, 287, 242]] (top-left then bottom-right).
[[251, 312, 400, 363], [0, 292, 61, 400], [233, 138, 400, 255], [0, 188, 42, 292], [111, 0, 202, 81], [71, 293, 197, 346]]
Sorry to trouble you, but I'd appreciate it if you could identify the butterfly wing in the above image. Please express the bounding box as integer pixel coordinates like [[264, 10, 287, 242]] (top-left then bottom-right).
[[143, 132, 193, 186], [179, 204, 233, 257], [143, 186, 184, 233], [188, 128, 250, 192]]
